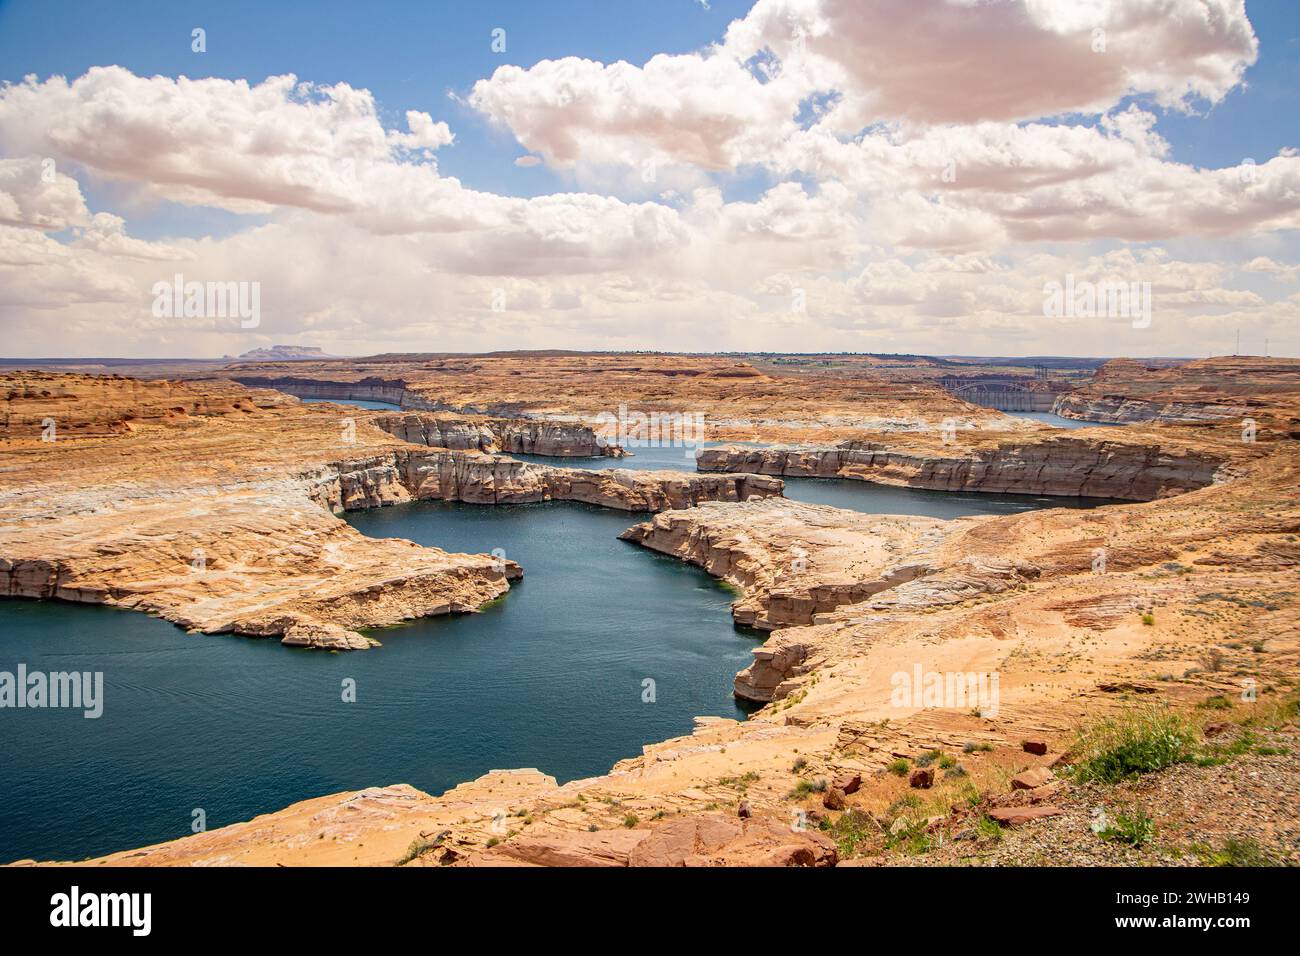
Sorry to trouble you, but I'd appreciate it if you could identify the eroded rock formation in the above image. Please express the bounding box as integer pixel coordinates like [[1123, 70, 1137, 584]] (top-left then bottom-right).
[[10, 355, 1300, 869], [697, 431, 1246, 500], [1053, 356, 1300, 427], [0, 373, 779, 651]]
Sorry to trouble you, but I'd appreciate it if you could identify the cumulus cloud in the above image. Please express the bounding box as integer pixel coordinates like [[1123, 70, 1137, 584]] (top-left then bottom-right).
[[469, 0, 1258, 173], [0, 157, 90, 230], [0, 1, 1293, 358]]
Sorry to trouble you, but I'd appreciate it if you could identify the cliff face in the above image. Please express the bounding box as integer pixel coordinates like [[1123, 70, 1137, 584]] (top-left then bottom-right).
[[229, 375, 410, 407], [1051, 394, 1255, 424], [372, 412, 624, 458], [209, 352, 1012, 446], [0, 373, 780, 651], [312, 450, 782, 513], [619, 499, 952, 633], [1054, 356, 1300, 427], [697, 434, 1233, 501]]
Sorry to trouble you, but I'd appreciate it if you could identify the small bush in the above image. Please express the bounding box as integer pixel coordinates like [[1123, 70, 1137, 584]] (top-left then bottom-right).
[[622, 813, 640, 828], [886, 758, 910, 776], [1069, 707, 1198, 785], [397, 837, 442, 865], [915, 749, 942, 768], [974, 814, 1002, 843], [1098, 808, 1155, 847], [828, 809, 876, 858], [1194, 837, 1276, 867], [789, 777, 828, 798], [1197, 695, 1233, 710], [937, 753, 957, 770], [1198, 648, 1226, 673], [790, 757, 808, 773], [1141, 613, 1155, 626]]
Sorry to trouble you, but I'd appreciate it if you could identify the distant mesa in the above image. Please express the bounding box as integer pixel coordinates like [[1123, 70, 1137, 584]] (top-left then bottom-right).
[[224, 345, 337, 362]]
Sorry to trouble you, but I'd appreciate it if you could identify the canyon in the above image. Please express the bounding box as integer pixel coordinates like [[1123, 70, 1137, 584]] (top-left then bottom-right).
[[0, 372, 779, 650], [2, 353, 1298, 867]]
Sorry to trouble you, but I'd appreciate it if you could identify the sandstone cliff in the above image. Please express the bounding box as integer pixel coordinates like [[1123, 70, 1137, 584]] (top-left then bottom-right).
[[0, 373, 779, 651], [10, 359, 1300, 869], [372, 411, 624, 458], [697, 432, 1240, 501], [1053, 356, 1300, 427]]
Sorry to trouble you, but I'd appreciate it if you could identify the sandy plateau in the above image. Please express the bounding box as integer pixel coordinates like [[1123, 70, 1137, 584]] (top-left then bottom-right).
[[3, 354, 1300, 867]]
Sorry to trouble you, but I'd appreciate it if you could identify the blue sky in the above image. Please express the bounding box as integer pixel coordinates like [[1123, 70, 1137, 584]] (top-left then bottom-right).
[[0, 0, 759, 226], [0, 0, 1296, 358], [3, 0, 1296, 239]]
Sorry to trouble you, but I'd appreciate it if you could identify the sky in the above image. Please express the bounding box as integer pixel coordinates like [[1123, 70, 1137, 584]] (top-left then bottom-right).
[[0, 0, 1297, 358]]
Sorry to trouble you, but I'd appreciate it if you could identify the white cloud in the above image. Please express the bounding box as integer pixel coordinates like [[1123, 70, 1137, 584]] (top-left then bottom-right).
[[0, 1, 1293, 359]]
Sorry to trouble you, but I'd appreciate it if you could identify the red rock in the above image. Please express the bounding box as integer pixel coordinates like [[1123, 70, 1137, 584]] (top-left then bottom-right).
[[1022, 740, 1048, 755], [833, 773, 862, 795], [822, 787, 846, 810], [1049, 750, 1077, 769], [988, 806, 1064, 826], [1011, 767, 1054, 790], [737, 800, 752, 818], [1024, 782, 1063, 803], [909, 768, 934, 789]]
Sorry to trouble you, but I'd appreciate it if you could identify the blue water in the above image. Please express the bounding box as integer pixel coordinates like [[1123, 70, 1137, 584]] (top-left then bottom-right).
[[511, 443, 1122, 517], [0, 467, 1118, 862], [1005, 411, 1115, 429], [0, 501, 761, 863], [300, 397, 401, 410]]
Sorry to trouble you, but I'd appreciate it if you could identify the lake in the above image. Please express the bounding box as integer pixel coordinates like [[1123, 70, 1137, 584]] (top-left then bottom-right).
[[0, 441, 1120, 862]]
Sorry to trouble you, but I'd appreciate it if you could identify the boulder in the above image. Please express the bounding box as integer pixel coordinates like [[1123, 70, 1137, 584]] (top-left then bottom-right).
[[988, 806, 1064, 826], [1010, 767, 1054, 790], [822, 787, 846, 810], [1022, 740, 1049, 755], [832, 773, 862, 795], [909, 768, 934, 789]]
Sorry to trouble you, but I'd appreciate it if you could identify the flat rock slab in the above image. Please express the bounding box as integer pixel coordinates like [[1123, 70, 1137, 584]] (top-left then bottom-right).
[[1011, 767, 1055, 790], [989, 806, 1064, 826]]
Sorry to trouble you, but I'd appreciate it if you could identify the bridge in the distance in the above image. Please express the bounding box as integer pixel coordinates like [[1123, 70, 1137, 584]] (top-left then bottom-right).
[[939, 374, 1067, 412]]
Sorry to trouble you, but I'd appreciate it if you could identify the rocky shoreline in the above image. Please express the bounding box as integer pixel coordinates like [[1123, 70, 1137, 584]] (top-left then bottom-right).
[[0, 374, 780, 651], [696, 433, 1241, 501], [5, 356, 1299, 867]]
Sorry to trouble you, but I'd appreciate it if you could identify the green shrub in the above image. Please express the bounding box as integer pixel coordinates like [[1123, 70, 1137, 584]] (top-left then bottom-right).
[[1069, 707, 1198, 784], [828, 809, 876, 858], [974, 814, 1002, 843], [886, 758, 910, 776], [1196, 694, 1232, 710], [1193, 838, 1276, 867], [789, 777, 828, 798], [1098, 808, 1155, 847]]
